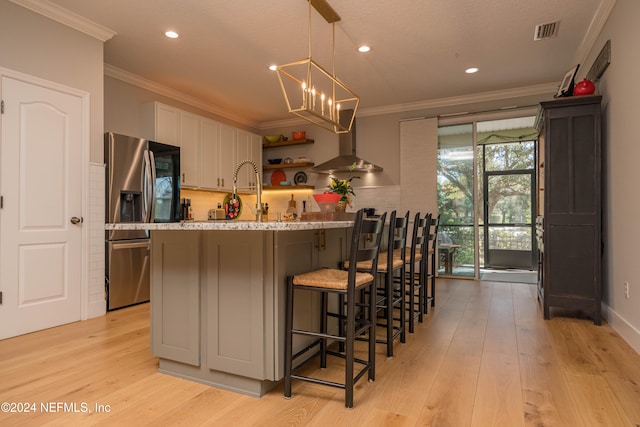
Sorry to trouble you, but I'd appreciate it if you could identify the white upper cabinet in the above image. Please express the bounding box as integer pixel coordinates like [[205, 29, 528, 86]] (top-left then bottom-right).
[[236, 129, 263, 191], [200, 118, 221, 190], [143, 102, 261, 192], [249, 131, 263, 189], [218, 124, 236, 191], [154, 103, 180, 146], [179, 111, 200, 187]]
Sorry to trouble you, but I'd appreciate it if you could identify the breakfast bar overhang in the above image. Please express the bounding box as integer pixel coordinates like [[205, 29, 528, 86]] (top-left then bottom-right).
[[106, 220, 354, 396]]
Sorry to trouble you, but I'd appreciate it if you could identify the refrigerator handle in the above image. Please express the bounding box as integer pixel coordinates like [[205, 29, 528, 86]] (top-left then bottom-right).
[[148, 149, 157, 222], [142, 150, 152, 223]]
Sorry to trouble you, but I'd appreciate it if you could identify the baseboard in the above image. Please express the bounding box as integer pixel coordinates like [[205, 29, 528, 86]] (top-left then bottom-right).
[[85, 299, 107, 319], [602, 303, 640, 355]]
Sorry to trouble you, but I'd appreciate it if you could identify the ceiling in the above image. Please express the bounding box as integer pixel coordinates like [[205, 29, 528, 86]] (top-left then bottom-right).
[[21, 0, 612, 128]]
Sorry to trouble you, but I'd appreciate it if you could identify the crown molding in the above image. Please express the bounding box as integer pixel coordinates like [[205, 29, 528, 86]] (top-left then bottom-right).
[[438, 106, 540, 126], [104, 64, 259, 129], [9, 0, 116, 41], [573, 0, 617, 70], [107, 63, 554, 132], [357, 83, 557, 117], [259, 83, 557, 130]]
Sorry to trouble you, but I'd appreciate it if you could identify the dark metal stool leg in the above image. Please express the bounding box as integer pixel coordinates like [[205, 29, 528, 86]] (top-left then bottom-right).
[[320, 292, 328, 368], [399, 266, 406, 342], [385, 272, 393, 357], [368, 281, 376, 382], [345, 292, 355, 408], [284, 276, 294, 399]]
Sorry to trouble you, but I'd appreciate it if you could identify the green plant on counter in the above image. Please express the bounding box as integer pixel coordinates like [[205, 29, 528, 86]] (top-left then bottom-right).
[[328, 162, 360, 206]]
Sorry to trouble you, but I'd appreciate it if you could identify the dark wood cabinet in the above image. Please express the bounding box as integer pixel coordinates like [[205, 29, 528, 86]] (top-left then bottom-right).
[[537, 95, 602, 325]]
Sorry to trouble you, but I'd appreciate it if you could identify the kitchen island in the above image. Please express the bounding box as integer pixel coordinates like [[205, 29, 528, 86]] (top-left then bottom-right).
[[106, 220, 354, 396]]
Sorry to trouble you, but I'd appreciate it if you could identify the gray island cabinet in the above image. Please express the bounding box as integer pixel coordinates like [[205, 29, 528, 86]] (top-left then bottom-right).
[[107, 220, 352, 396]]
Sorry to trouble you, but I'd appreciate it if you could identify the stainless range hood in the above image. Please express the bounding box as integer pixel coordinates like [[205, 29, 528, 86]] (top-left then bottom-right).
[[311, 110, 383, 173]]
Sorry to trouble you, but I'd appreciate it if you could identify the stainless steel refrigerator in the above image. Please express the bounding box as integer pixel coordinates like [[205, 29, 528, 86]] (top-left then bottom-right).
[[105, 132, 180, 310]]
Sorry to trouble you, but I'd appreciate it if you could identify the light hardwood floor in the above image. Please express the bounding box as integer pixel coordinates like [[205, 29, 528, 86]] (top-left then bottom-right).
[[1, 279, 639, 426]]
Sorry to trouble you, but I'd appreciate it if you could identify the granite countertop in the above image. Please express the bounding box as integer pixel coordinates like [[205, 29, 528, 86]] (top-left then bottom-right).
[[106, 220, 354, 231]]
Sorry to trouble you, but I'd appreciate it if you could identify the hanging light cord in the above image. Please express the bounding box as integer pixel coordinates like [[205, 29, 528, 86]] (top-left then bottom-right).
[[332, 22, 336, 105], [307, 0, 312, 58]]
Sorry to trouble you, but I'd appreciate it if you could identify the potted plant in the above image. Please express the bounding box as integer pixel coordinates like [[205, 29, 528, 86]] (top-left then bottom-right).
[[327, 163, 360, 211]]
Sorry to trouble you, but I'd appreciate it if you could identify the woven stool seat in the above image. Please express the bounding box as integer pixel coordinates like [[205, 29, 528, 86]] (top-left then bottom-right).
[[293, 269, 373, 290], [343, 252, 404, 272], [394, 248, 422, 261]]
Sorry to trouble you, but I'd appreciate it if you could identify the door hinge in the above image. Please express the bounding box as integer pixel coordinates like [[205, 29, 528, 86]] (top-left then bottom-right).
[[0, 291, 3, 304], [1, 195, 3, 209], [1, 100, 4, 114]]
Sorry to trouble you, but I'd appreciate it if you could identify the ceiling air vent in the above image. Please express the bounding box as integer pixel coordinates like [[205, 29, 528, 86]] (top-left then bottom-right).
[[534, 21, 559, 40]]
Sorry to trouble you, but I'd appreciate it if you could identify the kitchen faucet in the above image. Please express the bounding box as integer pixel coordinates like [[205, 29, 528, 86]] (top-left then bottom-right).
[[232, 160, 264, 222]]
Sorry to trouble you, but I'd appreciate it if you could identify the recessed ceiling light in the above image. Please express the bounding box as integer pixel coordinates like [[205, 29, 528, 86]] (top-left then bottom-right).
[[165, 30, 179, 39], [358, 45, 371, 53], [465, 67, 479, 74], [268, 65, 277, 71]]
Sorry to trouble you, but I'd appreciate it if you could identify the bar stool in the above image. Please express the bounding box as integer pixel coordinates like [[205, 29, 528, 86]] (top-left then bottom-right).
[[284, 210, 386, 408], [345, 210, 408, 358], [425, 214, 440, 313], [405, 212, 430, 333]]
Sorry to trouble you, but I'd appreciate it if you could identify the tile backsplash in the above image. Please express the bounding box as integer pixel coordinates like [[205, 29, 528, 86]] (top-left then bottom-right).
[[181, 185, 401, 221]]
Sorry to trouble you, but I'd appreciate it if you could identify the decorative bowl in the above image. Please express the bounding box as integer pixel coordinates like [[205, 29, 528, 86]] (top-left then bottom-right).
[[267, 158, 282, 164], [264, 135, 282, 143], [292, 131, 306, 140], [313, 192, 341, 212]]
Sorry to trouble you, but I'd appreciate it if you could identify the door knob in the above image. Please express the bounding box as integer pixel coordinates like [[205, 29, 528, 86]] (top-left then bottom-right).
[[70, 216, 83, 224]]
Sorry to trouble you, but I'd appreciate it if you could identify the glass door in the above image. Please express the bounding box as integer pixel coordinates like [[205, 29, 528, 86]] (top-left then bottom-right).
[[477, 134, 537, 273], [150, 141, 181, 223], [437, 124, 475, 277], [483, 169, 535, 269], [437, 116, 538, 278]]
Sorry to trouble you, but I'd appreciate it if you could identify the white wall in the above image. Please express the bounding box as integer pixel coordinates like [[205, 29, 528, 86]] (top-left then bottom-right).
[[581, 0, 640, 353], [0, 1, 104, 163]]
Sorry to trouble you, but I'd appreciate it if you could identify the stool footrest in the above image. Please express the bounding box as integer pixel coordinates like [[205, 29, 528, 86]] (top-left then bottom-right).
[[291, 329, 346, 342]]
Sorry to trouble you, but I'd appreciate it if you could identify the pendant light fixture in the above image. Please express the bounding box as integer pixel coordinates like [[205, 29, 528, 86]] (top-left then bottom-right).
[[274, 0, 359, 134]]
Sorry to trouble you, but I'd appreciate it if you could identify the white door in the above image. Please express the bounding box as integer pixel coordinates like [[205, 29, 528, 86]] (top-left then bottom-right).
[[0, 75, 83, 340]]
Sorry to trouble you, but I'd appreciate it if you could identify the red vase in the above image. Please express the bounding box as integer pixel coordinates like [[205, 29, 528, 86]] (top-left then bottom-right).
[[574, 78, 596, 96]]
